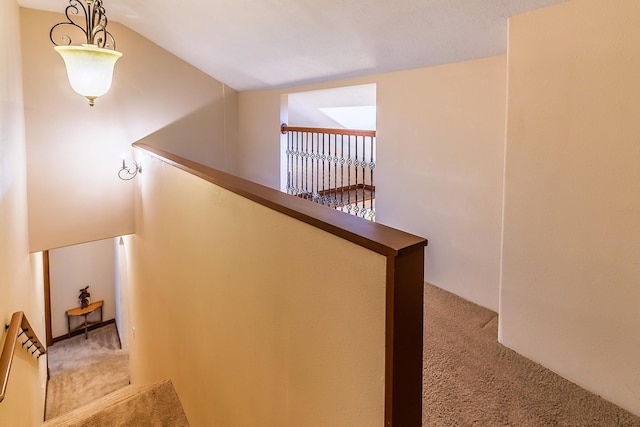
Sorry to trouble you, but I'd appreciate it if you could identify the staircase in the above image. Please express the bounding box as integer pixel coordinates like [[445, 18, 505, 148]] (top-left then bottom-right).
[[42, 380, 189, 426]]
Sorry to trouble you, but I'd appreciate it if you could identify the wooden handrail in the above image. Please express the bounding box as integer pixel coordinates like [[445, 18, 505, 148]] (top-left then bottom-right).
[[133, 142, 427, 426], [281, 123, 376, 137], [0, 312, 46, 403], [134, 142, 423, 257]]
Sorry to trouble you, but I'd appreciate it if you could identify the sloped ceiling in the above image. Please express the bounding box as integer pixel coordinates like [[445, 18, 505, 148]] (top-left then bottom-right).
[[18, 0, 567, 91]]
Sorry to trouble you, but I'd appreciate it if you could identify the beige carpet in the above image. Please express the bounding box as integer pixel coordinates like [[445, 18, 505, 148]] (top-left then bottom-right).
[[43, 380, 189, 427], [423, 283, 640, 426], [44, 289, 640, 426], [44, 324, 189, 426], [45, 324, 129, 420]]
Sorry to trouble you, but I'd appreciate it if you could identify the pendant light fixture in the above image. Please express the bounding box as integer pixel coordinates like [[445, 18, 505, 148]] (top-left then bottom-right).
[[50, 0, 122, 106]]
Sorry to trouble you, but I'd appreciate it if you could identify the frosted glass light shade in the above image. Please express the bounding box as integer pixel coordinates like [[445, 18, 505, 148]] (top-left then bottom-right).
[[54, 44, 122, 106]]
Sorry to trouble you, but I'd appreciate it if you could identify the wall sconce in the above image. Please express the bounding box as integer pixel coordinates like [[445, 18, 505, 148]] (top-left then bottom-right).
[[118, 159, 141, 180], [50, 0, 122, 106]]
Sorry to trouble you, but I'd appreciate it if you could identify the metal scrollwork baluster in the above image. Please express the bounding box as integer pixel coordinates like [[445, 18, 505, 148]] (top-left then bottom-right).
[[370, 135, 376, 221], [286, 131, 291, 194], [361, 135, 367, 217], [312, 134, 316, 201], [304, 132, 309, 198], [314, 134, 320, 202], [321, 134, 326, 205], [342, 135, 346, 210], [294, 132, 299, 195], [352, 135, 358, 216], [333, 135, 338, 208]]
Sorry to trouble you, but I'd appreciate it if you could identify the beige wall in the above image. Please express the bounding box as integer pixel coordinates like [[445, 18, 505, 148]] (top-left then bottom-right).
[[0, 1, 47, 425], [376, 57, 506, 310], [135, 87, 239, 175], [49, 239, 117, 339], [238, 90, 285, 189], [128, 152, 387, 426], [115, 237, 131, 349], [239, 57, 507, 311], [501, 0, 640, 416], [20, 8, 238, 252]]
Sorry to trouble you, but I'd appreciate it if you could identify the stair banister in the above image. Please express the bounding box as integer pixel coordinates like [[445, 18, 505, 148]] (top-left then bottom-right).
[[0, 311, 46, 403]]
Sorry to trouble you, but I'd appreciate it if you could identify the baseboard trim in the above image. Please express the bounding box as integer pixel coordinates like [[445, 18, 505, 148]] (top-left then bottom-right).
[[51, 318, 116, 344]]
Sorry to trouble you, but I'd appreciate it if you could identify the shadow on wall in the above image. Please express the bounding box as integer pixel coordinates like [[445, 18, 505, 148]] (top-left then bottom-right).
[[135, 99, 238, 174]]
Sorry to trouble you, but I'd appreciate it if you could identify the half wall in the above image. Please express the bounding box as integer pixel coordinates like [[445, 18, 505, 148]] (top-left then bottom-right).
[[127, 144, 426, 426]]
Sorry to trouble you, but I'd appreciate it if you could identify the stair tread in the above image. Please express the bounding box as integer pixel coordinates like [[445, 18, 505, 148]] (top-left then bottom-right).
[[43, 379, 189, 427]]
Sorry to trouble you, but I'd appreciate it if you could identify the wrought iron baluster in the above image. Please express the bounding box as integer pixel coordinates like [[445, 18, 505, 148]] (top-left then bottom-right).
[[292, 132, 296, 195], [311, 132, 314, 198], [333, 135, 338, 208], [301, 132, 305, 196], [293, 131, 296, 195], [306, 133, 313, 200], [311, 132, 316, 200], [322, 133, 326, 205], [370, 136, 376, 220], [296, 132, 302, 196], [286, 131, 292, 194], [285, 131, 289, 193], [340, 134, 345, 211], [290, 131, 294, 195], [352, 135, 357, 216], [327, 134, 332, 206], [361, 135, 366, 217], [315, 133, 319, 202], [299, 131, 303, 196], [302, 132, 309, 198]]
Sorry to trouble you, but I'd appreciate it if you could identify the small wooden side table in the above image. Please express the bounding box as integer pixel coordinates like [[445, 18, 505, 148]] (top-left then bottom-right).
[[66, 300, 104, 339]]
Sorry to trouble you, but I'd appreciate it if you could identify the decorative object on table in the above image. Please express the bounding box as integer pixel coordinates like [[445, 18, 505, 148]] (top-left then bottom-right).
[[78, 286, 91, 309]]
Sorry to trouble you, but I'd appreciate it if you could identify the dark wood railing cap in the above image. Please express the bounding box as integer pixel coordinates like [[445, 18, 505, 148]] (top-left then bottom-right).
[[133, 142, 426, 257], [281, 123, 376, 138]]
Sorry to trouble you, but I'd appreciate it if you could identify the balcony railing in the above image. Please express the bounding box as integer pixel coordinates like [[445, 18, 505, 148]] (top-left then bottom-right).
[[281, 124, 376, 221]]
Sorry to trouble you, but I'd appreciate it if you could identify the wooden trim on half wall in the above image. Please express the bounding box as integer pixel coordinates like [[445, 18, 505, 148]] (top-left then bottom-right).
[[385, 245, 425, 426]]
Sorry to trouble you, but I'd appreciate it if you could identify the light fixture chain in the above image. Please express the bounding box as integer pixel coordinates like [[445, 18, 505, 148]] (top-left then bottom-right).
[[90, 0, 113, 48], [50, 0, 117, 49]]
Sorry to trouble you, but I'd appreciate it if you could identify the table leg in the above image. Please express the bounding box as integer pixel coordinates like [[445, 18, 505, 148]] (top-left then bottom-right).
[[67, 315, 71, 338], [84, 314, 88, 339]]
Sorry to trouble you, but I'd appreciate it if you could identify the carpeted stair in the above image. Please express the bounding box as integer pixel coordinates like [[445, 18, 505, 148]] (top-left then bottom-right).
[[42, 380, 189, 427]]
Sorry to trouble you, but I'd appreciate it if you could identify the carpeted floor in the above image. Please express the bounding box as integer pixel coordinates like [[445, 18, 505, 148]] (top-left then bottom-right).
[[44, 288, 640, 426], [423, 283, 640, 426], [45, 324, 129, 420]]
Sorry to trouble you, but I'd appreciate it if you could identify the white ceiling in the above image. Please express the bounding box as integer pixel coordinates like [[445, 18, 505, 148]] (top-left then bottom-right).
[[288, 84, 377, 129], [18, 0, 567, 91]]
